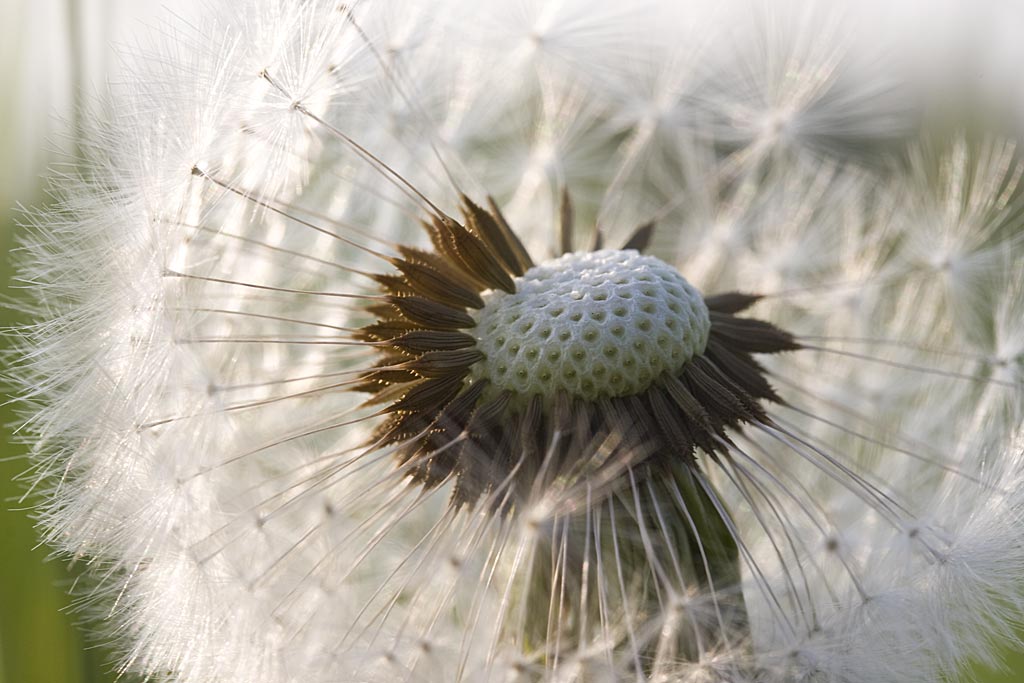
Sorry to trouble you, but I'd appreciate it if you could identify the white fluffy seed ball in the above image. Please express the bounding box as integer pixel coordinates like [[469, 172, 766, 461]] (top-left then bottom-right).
[[470, 250, 711, 400]]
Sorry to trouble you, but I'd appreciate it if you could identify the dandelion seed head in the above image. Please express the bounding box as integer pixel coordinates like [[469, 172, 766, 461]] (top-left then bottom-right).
[[12, 1, 1024, 682]]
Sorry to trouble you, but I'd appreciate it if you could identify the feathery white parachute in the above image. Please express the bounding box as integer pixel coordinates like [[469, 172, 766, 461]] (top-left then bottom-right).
[[14, 1, 1024, 682]]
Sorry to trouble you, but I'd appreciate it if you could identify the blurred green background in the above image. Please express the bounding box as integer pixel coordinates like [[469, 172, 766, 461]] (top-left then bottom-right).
[[1, 2, 147, 681], [1, 1, 1023, 682], [0, 155, 116, 679]]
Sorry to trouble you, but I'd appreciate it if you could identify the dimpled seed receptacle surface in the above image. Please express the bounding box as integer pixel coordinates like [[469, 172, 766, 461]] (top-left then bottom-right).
[[470, 249, 711, 401]]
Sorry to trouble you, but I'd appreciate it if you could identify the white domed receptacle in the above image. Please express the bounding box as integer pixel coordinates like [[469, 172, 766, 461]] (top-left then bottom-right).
[[470, 250, 710, 401]]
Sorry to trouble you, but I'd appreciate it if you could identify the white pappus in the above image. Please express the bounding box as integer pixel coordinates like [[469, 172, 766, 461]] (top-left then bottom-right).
[[11, 1, 1024, 682]]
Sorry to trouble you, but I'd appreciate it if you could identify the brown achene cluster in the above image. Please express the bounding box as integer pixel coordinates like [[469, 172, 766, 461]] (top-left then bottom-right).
[[353, 195, 802, 511]]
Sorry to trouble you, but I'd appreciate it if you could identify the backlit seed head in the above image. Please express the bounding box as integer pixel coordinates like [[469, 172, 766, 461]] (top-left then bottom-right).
[[470, 250, 710, 400], [14, 3, 1024, 683]]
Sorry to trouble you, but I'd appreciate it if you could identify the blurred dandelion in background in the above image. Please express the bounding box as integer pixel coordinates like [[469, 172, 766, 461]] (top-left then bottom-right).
[[8, 0, 1024, 682]]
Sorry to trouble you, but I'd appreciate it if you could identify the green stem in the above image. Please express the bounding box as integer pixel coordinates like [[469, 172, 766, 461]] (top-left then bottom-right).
[[515, 461, 746, 674]]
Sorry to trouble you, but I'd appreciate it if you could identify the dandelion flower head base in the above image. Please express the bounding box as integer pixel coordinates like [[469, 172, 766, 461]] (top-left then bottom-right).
[[356, 197, 800, 511], [472, 250, 711, 401]]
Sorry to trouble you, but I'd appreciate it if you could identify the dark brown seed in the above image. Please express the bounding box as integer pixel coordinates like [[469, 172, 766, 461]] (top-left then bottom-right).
[[558, 187, 574, 256], [402, 349, 486, 378], [486, 195, 535, 273], [397, 245, 483, 292], [356, 320, 419, 343], [357, 367, 420, 390], [443, 218, 517, 293], [621, 221, 655, 253], [417, 381, 489, 458], [389, 330, 478, 354], [709, 312, 802, 353], [386, 372, 468, 415], [450, 391, 513, 504], [645, 386, 697, 464], [374, 411, 435, 449], [372, 273, 417, 297], [703, 292, 763, 314], [416, 216, 479, 289], [389, 295, 476, 330], [468, 391, 518, 483], [704, 337, 782, 404], [513, 394, 545, 472], [661, 374, 719, 453], [684, 356, 762, 427], [392, 258, 485, 309], [460, 196, 527, 278]]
